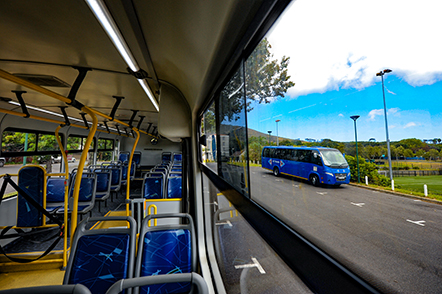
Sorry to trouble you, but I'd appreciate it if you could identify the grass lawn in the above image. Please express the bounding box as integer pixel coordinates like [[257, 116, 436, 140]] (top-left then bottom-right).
[[394, 175, 442, 195]]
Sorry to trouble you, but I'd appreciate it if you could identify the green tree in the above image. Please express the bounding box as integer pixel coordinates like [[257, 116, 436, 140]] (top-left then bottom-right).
[[403, 148, 414, 159], [246, 38, 295, 105], [248, 136, 268, 162], [345, 155, 391, 187], [428, 149, 439, 160], [279, 139, 293, 146]]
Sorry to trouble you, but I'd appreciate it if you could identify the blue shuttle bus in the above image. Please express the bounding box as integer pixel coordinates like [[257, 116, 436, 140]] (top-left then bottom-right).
[[262, 146, 350, 186]]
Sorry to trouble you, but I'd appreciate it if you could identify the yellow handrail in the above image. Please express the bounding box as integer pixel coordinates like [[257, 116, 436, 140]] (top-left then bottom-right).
[[126, 128, 140, 217], [70, 107, 98, 241], [54, 125, 69, 268]]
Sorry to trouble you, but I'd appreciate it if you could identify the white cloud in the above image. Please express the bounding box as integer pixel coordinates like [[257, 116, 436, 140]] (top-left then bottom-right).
[[368, 109, 383, 121], [267, 0, 442, 98], [338, 113, 344, 117], [404, 122, 417, 128]]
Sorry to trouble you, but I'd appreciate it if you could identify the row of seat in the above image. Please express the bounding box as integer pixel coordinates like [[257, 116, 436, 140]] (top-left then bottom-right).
[[64, 213, 201, 294], [143, 162, 182, 199], [46, 160, 138, 217]]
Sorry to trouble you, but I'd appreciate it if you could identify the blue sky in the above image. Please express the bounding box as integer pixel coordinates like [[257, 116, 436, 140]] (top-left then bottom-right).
[[247, 0, 442, 142]]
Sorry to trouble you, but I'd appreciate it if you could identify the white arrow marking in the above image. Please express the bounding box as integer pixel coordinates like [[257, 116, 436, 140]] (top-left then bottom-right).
[[216, 220, 233, 227], [234, 257, 266, 274], [316, 192, 327, 195], [406, 219, 426, 226], [351, 202, 365, 207]]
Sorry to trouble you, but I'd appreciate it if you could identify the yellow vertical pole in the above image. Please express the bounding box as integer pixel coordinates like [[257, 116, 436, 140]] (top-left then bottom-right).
[[54, 125, 70, 268], [70, 108, 97, 242], [126, 129, 140, 217]]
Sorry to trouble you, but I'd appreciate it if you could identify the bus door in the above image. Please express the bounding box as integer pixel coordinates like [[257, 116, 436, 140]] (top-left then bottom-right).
[[284, 149, 298, 177], [298, 150, 311, 179]]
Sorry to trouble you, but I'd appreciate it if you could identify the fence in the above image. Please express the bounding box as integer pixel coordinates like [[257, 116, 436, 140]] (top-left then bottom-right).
[[378, 169, 442, 177]]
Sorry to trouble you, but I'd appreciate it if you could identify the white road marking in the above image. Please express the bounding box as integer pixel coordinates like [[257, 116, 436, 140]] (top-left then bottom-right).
[[406, 219, 426, 226], [234, 257, 266, 274], [216, 220, 233, 227], [414, 200, 421, 202], [316, 192, 327, 195], [351, 202, 365, 207]]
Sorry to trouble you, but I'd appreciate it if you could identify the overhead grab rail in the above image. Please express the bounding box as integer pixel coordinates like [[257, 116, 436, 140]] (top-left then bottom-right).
[[0, 68, 158, 138]]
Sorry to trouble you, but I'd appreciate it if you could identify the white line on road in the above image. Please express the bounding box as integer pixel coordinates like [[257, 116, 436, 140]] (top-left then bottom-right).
[[234, 257, 266, 274], [216, 220, 233, 227], [351, 202, 365, 207], [316, 192, 327, 195], [406, 219, 426, 226]]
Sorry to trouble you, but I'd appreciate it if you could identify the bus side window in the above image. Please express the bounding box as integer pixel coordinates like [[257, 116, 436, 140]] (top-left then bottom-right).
[[312, 151, 322, 166], [263, 148, 269, 157], [293, 150, 299, 161]]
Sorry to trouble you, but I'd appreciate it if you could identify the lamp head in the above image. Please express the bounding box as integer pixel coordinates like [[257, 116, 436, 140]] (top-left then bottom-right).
[[275, 119, 281, 123], [383, 69, 392, 73], [350, 115, 360, 121], [376, 71, 383, 76]]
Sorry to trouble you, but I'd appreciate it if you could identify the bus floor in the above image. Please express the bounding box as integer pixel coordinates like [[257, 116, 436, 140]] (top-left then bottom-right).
[[0, 189, 129, 291]]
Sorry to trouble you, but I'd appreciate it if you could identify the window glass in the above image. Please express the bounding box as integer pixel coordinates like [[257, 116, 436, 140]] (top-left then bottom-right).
[[2, 130, 37, 153], [202, 174, 312, 294], [244, 1, 442, 292], [201, 102, 218, 174], [218, 64, 249, 196], [67, 135, 95, 152]]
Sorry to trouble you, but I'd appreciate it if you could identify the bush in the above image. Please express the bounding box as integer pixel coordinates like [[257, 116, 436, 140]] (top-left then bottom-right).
[[345, 155, 391, 187]]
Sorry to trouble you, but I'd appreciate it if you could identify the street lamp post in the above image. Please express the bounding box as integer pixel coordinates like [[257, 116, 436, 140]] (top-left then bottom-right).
[[350, 115, 361, 183], [275, 119, 281, 146], [267, 131, 272, 145], [376, 69, 393, 181]]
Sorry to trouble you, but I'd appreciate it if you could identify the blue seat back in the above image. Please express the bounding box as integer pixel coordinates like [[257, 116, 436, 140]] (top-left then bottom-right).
[[119, 152, 129, 162], [167, 176, 182, 199], [173, 153, 182, 162], [135, 214, 196, 294], [95, 171, 110, 193], [65, 216, 136, 294], [139, 230, 191, 294], [70, 177, 95, 202], [161, 152, 171, 163], [143, 177, 163, 199], [17, 166, 45, 227], [133, 152, 142, 166], [47, 177, 66, 202]]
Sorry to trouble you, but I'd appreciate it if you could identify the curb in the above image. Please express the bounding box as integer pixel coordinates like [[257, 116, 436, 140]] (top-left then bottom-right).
[[348, 183, 442, 206]]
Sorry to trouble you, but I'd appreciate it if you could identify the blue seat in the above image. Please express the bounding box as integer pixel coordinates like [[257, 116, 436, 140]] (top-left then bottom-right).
[[166, 175, 182, 199], [46, 177, 67, 213], [119, 152, 130, 163], [161, 152, 171, 164], [16, 166, 46, 227], [142, 175, 163, 199], [92, 169, 112, 212], [172, 152, 182, 163], [64, 216, 137, 294], [103, 164, 122, 201], [56, 172, 96, 218], [134, 213, 196, 294], [133, 151, 142, 169]]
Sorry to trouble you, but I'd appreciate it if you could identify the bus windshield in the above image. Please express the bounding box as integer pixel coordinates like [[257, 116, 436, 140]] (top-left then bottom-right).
[[320, 150, 348, 168]]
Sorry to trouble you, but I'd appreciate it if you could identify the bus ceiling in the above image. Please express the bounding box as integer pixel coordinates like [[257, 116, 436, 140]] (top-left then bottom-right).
[[0, 1, 272, 140]]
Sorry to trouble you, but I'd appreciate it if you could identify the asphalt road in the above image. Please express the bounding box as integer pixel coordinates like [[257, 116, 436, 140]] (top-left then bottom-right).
[[249, 166, 442, 293]]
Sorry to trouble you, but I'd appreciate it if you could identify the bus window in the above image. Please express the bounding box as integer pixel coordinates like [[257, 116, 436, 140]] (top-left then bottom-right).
[[218, 64, 249, 196]]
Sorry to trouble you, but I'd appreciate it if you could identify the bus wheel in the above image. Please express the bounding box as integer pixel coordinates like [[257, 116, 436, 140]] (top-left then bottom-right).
[[310, 174, 320, 186], [273, 167, 280, 177]]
